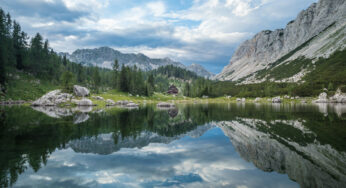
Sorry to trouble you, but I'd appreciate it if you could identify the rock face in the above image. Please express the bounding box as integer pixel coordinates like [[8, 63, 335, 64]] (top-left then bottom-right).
[[60, 47, 211, 77], [32, 90, 72, 106], [73, 85, 90, 97], [216, 0, 346, 81]]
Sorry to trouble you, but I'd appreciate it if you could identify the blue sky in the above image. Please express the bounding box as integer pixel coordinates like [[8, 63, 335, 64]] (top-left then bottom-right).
[[0, 0, 317, 73]]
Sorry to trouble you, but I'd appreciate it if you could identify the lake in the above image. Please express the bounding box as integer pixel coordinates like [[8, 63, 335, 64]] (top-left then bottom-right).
[[1, 103, 346, 188]]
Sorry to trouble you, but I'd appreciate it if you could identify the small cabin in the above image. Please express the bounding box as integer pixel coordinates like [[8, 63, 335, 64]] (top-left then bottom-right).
[[167, 85, 179, 95]]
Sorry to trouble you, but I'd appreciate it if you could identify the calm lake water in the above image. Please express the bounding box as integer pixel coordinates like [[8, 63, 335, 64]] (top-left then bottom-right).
[[1, 103, 346, 188]]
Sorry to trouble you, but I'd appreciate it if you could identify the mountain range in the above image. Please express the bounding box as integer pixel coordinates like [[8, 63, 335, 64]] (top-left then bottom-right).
[[216, 0, 346, 83], [60, 47, 214, 78]]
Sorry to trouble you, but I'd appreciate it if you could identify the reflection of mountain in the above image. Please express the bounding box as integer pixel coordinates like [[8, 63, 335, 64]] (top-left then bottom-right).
[[68, 124, 214, 155], [216, 119, 346, 188]]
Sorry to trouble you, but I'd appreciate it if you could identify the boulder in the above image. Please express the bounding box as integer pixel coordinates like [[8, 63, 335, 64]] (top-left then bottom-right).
[[236, 98, 241, 102], [115, 100, 129, 105], [106, 99, 116, 106], [242, 98, 246, 102], [329, 89, 346, 103], [254, 97, 261, 102], [301, 100, 307, 103], [32, 90, 72, 106], [157, 102, 175, 108], [314, 92, 328, 103], [272, 97, 282, 103], [73, 85, 90, 97], [72, 98, 94, 106]]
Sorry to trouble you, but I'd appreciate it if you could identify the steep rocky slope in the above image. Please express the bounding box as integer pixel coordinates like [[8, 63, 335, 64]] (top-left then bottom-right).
[[216, 0, 346, 82], [61, 47, 213, 77]]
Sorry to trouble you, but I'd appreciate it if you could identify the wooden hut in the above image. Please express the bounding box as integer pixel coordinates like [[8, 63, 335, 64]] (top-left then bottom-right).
[[167, 85, 179, 95]]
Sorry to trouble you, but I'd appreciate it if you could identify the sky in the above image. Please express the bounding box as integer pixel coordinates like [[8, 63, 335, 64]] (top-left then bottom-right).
[[0, 0, 317, 73]]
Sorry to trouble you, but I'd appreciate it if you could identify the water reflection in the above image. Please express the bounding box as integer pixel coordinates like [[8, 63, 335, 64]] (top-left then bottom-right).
[[0, 103, 345, 187]]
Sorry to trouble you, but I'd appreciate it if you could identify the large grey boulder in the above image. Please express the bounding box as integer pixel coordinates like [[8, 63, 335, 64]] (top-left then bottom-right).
[[32, 90, 72, 106], [314, 92, 329, 103], [73, 85, 90, 97], [72, 98, 94, 106]]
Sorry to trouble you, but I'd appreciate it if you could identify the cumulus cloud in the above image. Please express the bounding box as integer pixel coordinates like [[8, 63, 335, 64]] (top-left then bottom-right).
[[0, 0, 317, 73]]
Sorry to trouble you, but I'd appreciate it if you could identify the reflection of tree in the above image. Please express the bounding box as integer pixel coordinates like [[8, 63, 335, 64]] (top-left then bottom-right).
[[1, 104, 346, 187]]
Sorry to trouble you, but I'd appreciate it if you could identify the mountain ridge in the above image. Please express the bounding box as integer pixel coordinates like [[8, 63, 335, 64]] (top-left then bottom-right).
[[60, 46, 214, 78]]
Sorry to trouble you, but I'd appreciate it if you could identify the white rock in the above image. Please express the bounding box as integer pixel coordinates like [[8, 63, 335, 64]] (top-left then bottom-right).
[[72, 98, 94, 106], [73, 85, 90, 97], [272, 97, 282, 103], [314, 92, 329, 103], [254, 97, 261, 102], [106, 99, 116, 106]]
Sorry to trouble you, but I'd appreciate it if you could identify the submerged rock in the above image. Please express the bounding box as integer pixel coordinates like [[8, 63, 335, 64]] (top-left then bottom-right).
[[73, 85, 90, 97]]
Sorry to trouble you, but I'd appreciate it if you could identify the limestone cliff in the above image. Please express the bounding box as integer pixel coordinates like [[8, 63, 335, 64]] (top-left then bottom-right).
[[216, 0, 346, 82]]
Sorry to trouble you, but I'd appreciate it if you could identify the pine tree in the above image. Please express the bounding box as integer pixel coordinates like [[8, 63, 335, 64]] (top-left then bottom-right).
[[93, 67, 101, 93], [112, 59, 119, 89]]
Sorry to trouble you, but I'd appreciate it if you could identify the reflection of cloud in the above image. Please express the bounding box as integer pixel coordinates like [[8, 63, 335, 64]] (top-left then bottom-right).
[[13, 127, 297, 188]]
